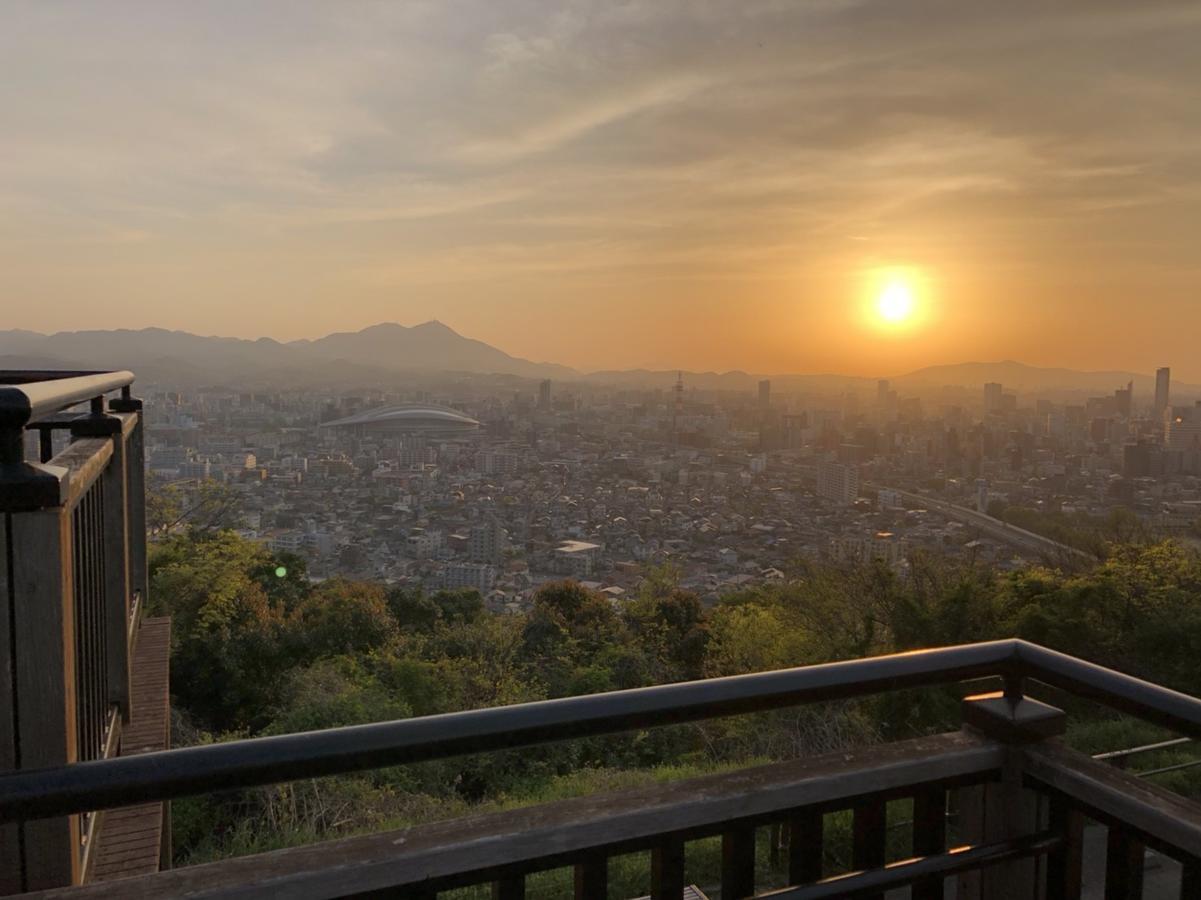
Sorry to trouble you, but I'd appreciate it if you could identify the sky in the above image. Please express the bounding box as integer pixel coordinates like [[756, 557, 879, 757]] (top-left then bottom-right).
[[3, 1, 1201, 378]]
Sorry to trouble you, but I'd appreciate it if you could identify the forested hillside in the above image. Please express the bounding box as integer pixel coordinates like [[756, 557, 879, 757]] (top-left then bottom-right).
[[150, 532, 1201, 887]]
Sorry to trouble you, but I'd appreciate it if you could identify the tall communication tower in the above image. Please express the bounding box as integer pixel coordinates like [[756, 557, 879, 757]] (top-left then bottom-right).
[[672, 371, 684, 448]]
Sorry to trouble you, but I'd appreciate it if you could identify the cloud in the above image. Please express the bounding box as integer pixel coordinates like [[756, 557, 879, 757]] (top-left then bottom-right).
[[3, 0, 1201, 374]]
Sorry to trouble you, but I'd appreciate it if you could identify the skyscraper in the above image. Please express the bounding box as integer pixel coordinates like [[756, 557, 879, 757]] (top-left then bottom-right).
[[983, 383, 1003, 414], [1156, 367, 1171, 417], [1115, 381, 1133, 419], [758, 379, 771, 409], [538, 379, 551, 410]]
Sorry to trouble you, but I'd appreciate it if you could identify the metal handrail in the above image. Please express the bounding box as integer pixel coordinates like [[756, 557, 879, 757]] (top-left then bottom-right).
[[1094, 737, 1192, 762], [3, 638, 1201, 825], [0, 370, 135, 429]]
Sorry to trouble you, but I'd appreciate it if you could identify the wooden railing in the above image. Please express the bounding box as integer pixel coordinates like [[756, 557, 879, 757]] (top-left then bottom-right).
[[4, 641, 1201, 898], [0, 371, 147, 892]]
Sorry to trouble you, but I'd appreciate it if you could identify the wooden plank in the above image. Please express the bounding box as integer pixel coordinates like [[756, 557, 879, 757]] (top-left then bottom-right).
[[22, 731, 1004, 900], [1022, 740, 1201, 859], [86, 617, 170, 884], [47, 439, 111, 512], [721, 824, 755, 899], [10, 505, 80, 890]]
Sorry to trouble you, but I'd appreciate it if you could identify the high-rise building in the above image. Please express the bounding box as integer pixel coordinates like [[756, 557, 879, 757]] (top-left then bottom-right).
[[817, 460, 859, 506], [1115, 381, 1133, 419], [758, 379, 771, 409], [538, 379, 552, 410], [984, 383, 1003, 414], [1156, 367, 1171, 417], [1167, 403, 1201, 452], [877, 380, 890, 403]]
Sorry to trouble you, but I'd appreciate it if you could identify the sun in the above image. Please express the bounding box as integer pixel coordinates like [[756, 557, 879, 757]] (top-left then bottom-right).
[[876, 280, 915, 323]]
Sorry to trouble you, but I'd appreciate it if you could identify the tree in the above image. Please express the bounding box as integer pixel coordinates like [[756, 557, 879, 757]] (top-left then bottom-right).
[[150, 530, 292, 730], [293, 579, 398, 658], [147, 477, 243, 535]]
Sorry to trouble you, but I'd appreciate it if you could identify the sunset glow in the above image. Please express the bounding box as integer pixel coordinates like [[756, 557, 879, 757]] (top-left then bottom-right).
[[3, 4, 1201, 378], [876, 281, 915, 324]]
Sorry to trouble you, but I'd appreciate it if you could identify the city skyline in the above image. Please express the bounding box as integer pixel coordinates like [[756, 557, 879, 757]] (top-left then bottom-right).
[[5, 2, 1201, 376]]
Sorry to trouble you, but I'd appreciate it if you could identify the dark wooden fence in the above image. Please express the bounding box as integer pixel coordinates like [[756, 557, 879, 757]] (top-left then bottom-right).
[[0, 371, 147, 891]]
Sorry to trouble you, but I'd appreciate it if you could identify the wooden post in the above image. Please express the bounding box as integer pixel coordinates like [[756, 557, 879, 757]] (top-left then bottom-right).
[[852, 797, 887, 900], [492, 875, 524, 900], [912, 786, 947, 900], [788, 806, 824, 885], [1044, 793, 1083, 899], [9, 505, 81, 889], [101, 424, 131, 720], [721, 823, 755, 899], [651, 837, 685, 900], [1104, 826, 1144, 899], [960, 690, 1065, 900], [0, 514, 23, 895], [109, 399, 147, 616], [573, 851, 607, 900]]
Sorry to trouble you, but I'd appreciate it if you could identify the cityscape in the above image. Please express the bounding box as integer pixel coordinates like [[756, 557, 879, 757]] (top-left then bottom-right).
[[121, 339, 1201, 611], [6, 2, 1201, 896]]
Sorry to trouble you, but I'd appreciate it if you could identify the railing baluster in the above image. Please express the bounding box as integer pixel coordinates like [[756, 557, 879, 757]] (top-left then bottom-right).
[[1181, 859, 1201, 900], [722, 823, 755, 899], [1105, 825, 1144, 899], [574, 851, 607, 900], [911, 786, 946, 900], [788, 807, 823, 885], [651, 836, 685, 900], [492, 875, 524, 899], [852, 797, 886, 900], [102, 422, 130, 719], [1045, 794, 1083, 898], [398, 886, 437, 900]]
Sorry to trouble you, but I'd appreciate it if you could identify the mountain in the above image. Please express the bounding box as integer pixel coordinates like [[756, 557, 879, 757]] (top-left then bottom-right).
[[582, 368, 870, 393], [0, 322, 573, 384], [892, 360, 1199, 396], [1, 325, 1195, 398], [290, 321, 574, 380]]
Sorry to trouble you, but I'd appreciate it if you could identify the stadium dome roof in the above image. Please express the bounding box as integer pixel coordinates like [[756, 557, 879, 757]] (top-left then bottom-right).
[[320, 403, 480, 431]]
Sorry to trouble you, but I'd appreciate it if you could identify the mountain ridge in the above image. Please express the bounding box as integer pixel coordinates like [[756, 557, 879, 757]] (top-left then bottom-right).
[[0, 324, 1194, 395]]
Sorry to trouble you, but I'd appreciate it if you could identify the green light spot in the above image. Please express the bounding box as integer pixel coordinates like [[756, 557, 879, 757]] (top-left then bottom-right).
[[275, 566, 287, 578]]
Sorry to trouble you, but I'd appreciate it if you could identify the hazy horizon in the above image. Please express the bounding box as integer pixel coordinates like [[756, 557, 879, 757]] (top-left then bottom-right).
[[5, 2, 1201, 377]]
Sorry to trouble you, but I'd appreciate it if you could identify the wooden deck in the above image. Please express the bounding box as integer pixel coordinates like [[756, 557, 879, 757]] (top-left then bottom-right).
[[86, 617, 170, 884]]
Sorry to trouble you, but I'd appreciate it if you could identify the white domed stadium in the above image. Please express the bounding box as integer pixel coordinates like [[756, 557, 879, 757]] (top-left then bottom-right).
[[320, 403, 480, 436]]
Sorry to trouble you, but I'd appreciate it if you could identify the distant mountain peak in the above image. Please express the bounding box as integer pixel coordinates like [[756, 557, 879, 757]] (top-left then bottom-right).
[[412, 319, 456, 334]]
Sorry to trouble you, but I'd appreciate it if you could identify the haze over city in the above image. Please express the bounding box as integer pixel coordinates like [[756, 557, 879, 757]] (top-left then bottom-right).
[[5, 2, 1201, 378]]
